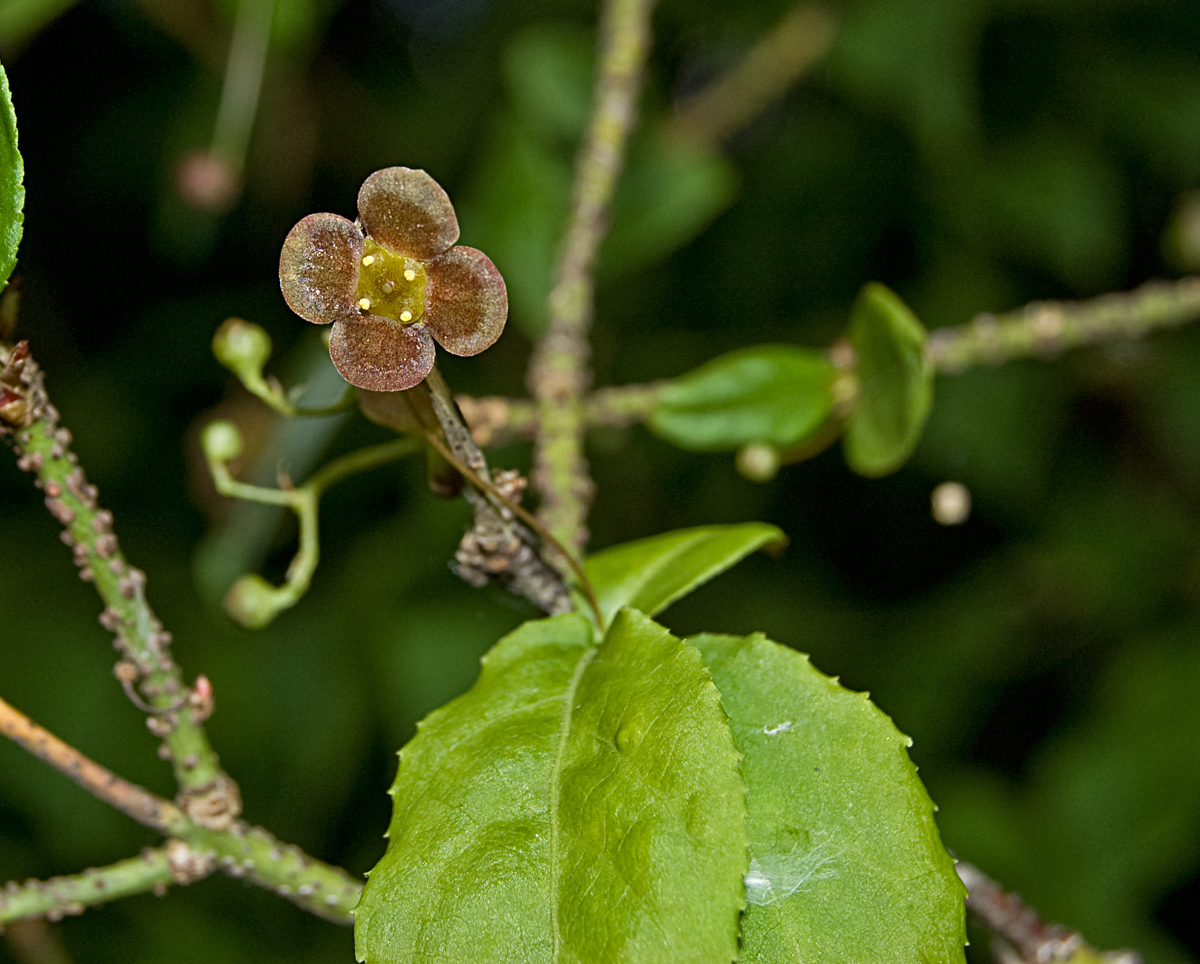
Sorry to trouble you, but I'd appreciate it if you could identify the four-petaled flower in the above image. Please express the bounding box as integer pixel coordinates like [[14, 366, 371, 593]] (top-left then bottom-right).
[[279, 167, 507, 392]]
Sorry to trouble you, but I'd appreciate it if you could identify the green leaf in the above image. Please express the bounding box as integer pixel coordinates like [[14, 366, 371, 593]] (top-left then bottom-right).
[[650, 345, 837, 452], [842, 282, 932, 477], [689, 632, 967, 964], [0, 59, 24, 293], [356, 610, 748, 964], [585, 523, 787, 629]]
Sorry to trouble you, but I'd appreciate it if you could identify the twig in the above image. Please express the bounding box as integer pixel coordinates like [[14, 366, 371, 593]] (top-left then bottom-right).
[[670, 4, 837, 145], [467, 277, 1200, 444], [927, 276, 1200, 373], [1, 342, 231, 813], [422, 371, 574, 616], [957, 861, 1142, 964], [527, 0, 658, 559], [0, 696, 362, 926], [0, 696, 185, 833], [1, 851, 176, 926], [459, 382, 663, 447], [210, 0, 275, 176]]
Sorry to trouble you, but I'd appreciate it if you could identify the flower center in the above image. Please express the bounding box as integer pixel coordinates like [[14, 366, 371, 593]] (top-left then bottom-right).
[[355, 239, 428, 324]]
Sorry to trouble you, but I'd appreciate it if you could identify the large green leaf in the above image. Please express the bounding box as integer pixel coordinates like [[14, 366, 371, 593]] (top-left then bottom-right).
[[585, 523, 787, 629], [842, 282, 933, 477], [650, 345, 837, 452], [356, 610, 747, 964], [0, 60, 24, 293], [690, 631, 967, 964]]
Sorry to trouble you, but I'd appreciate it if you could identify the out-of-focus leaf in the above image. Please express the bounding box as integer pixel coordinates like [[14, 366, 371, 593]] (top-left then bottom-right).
[[690, 631, 967, 964], [843, 283, 932, 477], [950, 137, 1126, 291], [356, 610, 747, 964], [0, 60, 24, 292], [826, 0, 979, 161], [585, 523, 787, 629], [602, 133, 738, 279], [650, 345, 837, 452], [460, 119, 571, 337], [0, 0, 77, 51], [502, 23, 593, 142], [936, 620, 1200, 964]]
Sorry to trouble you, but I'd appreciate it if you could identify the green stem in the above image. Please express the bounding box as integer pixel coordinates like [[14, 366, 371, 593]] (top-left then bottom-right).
[[208, 436, 419, 626], [0, 695, 362, 926], [927, 276, 1200, 372], [211, 0, 275, 173], [528, 0, 658, 560], [670, 4, 837, 145], [2, 346, 224, 795], [0, 851, 175, 925]]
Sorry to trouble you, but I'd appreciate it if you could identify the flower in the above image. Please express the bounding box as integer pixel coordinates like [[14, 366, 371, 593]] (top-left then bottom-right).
[[279, 167, 507, 392]]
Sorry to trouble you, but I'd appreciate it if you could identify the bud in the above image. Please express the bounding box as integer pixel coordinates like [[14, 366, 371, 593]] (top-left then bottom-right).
[[212, 318, 272, 380], [930, 481, 971, 526], [201, 420, 245, 463], [223, 574, 282, 629], [736, 442, 781, 483]]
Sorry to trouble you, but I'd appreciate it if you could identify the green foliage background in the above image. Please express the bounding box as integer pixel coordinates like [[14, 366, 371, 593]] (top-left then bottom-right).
[[3, 0, 1200, 961]]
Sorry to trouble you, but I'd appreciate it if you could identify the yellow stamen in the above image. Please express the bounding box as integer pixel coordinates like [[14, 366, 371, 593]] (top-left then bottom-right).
[[399, 310, 413, 322], [357, 298, 371, 311], [362, 255, 375, 267], [403, 269, 417, 282]]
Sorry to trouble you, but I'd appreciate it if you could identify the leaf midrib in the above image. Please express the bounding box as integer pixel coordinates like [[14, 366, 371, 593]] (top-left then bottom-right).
[[548, 645, 597, 962]]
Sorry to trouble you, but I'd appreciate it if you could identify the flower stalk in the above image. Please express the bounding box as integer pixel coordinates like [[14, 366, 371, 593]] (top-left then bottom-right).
[[203, 424, 421, 627]]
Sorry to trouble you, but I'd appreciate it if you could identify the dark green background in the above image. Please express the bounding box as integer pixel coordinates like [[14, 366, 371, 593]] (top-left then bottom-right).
[[4, 0, 1200, 961]]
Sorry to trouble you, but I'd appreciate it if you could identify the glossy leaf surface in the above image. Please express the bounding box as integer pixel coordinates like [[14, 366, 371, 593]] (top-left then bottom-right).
[[0, 60, 23, 292], [689, 631, 967, 964], [650, 345, 836, 451], [356, 610, 747, 964], [842, 282, 933, 476], [584, 523, 786, 629]]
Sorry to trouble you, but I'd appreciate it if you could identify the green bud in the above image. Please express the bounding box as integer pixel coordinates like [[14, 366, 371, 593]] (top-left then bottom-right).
[[213, 317, 272, 377], [201, 420, 244, 463], [736, 442, 781, 483], [223, 573, 283, 629]]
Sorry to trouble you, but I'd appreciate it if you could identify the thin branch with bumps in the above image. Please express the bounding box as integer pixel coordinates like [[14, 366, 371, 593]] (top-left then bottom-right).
[[957, 861, 1142, 964], [1, 341, 234, 822], [0, 694, 362, 926], [464, 276, 1200, 447], [527, 0, 658, 559]]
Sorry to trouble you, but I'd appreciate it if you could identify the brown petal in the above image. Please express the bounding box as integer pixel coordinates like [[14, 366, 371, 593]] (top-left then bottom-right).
[[329, 316, 436, 392], [357, 167, 460, 261], [279, 213, 364, 325], [423, 247, 508, 356]]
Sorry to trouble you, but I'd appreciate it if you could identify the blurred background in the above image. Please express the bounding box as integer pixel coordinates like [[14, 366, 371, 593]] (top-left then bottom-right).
[[3, 0, 1200, 961]]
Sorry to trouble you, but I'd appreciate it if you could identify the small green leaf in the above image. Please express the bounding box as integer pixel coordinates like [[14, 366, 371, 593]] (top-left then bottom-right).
[[356, 610, 748, 964], [690, 631, 967, 964], [585, 523, 787, 629], [0, 60, 25, 293], [843, 282, 933, 477], [650, 345, 837, 452]]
